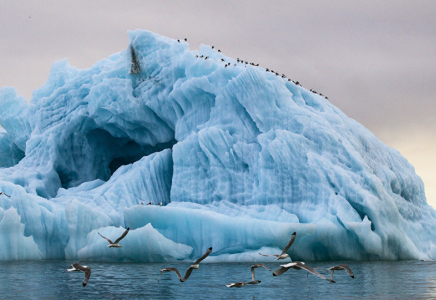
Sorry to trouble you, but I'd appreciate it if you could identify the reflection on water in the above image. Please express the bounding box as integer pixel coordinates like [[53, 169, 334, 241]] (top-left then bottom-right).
[[1, 260, 436, 299]]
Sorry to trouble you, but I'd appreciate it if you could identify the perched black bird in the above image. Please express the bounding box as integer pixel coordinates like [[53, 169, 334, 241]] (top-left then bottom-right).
[[218, 49, 221, 52], [184, 38, 187, 41], [205, 56, 209, 60], [177, 39, 180, 42], [221, 58, 225, 62], [266, 68, 269, 72], [212, 45, 214, 49]]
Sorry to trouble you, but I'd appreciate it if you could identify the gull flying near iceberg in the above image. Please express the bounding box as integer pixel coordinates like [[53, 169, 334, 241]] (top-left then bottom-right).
[[159, 247, 212, 283], [273, 262, 335, 286], [98, 227, 130, 247], [328, 264, 354, 281], [227, 264, 271, 287], [65, 262, 91, 287], [259, 232, 296, 260]]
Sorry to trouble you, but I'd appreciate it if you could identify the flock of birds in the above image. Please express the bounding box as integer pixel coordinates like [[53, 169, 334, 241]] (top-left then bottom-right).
[[178, 38, 329, 100], [63, 228, 353, 289], [0, 191, 353, 288]]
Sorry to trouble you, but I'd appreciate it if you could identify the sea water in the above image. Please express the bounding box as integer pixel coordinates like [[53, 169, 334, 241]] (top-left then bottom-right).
[[1, 260, 436, 299]]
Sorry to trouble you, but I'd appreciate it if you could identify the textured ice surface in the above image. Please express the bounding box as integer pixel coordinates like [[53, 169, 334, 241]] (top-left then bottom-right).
[[0, 30, 435, 262]]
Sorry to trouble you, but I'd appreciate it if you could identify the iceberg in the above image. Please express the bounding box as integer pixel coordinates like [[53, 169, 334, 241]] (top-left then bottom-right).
[[0, 29, 435, 262]]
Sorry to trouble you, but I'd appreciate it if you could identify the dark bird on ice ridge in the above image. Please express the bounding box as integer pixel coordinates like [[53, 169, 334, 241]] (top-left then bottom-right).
[[259, 232, 296, 260], [159, 247, 213, 282], [98, 227, 130, 247], [65, 263, 91, 287]]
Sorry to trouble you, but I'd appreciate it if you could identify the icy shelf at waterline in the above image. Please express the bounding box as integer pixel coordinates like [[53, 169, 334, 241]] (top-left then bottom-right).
[[0, 29, 435, 262]]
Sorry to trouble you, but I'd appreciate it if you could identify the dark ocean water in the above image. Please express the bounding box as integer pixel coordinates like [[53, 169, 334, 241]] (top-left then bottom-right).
[[1, 260, 436, 299]]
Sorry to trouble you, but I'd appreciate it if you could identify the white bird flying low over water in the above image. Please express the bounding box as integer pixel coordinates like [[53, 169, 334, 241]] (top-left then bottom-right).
[[226, 264, 271, 287], [328, 264, 354, 281], [159, 247, 213, 283], [98, 227, 130, 247], [65, 263, 91, 287], [273, 262, 335, 284], [259, 232, 296, 260]]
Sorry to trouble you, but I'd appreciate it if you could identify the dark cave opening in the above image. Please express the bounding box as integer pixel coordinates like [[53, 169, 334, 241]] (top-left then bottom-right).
[[55, 128, 176, 190]]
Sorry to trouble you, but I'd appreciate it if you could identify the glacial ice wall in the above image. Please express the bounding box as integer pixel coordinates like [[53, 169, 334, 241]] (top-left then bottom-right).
[[0, 29, 435, 262]]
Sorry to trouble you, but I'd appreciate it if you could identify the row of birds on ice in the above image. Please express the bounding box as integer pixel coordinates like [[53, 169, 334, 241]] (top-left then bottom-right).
[[65, 227, 354, 288], [176, 38, 329, 100]]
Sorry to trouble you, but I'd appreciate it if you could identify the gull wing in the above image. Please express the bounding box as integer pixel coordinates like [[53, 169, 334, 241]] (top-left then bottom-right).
[[295, 262, 335, 283], [194, 247, 213, 264], [258, 253, 279, 258], [280, 232, 296, 255], [114, 227, 130, 244], [339, 264, 354, 278], [0, 192, 10, 197], [181, 267, 195, 282], [159, 268, 182, 282], [251, 264, 271, 281], [82, 268, 91, 287], [273, 262, 297, 276], [273, 267, 290, 276], [98, 232, 113, 244], [72, 262, 85, 270]]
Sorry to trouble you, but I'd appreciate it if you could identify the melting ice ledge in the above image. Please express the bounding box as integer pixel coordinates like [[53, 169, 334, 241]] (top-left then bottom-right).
[[0, 30, 435, 262]]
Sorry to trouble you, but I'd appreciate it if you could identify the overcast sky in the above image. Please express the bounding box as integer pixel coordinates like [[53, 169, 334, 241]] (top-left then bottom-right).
[[1, 1, 436, 207]]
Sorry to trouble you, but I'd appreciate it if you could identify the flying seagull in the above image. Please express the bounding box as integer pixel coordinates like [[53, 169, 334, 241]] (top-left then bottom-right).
[[0, 192, 10, 197], [226, 264, 271, 287], [328, 264, 354, 281], [65, 263, 91, 287], [98, 227, 130, 247], [259, 232, 296, 260], [273, 262, 335, 284], [249, 264, 271, 284], [159, 247, 212, 283]]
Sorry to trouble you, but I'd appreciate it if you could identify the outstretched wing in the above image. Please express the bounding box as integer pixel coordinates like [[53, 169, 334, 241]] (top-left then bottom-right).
[[98, 232, 113, 244], [0, 192, 10, 197], [194, 247, 213, 264], [296, 262, 335, 283], [251, 264, 271, 281], [280, 232, 296, 255], [82, 269, 91, 287], [273, 266, 290, 276], [258, 253, 279, 258], [181, 267, 195, 282], [339, 264, 354, 278], [114, 227, 130, 244], [273, 262, 298, 276], [159, 268, 183, 282]]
